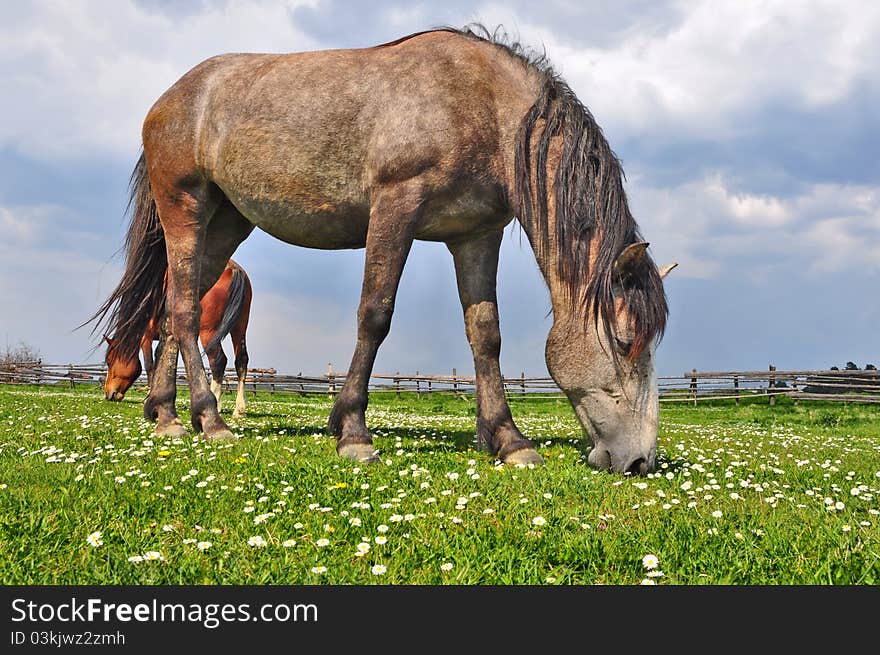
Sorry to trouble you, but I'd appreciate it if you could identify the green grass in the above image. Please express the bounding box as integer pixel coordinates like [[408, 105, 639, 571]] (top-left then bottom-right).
[[0, 384, 878, 584]]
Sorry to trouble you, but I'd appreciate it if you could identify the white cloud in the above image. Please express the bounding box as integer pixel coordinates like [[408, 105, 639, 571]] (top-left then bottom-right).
[[476, 1, 880, 139], [243, 289, 357, 374], [3, 1, 878, 376], [0, 205, 39, 242], [0, 240, 123, 363], [721, 184, 791, 228], [8, 1, 878, 162], [630, 175, 880, 279], [0, 201, 114, 267], [1, 0, 319, 160], [802, 216, 880, 273]]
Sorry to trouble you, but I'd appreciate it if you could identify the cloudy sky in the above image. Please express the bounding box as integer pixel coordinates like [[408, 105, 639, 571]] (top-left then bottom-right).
[[1, 0, 878, 378]]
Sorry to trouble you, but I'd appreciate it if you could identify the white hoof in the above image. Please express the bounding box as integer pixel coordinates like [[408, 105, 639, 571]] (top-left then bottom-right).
[[337, 443, 380, 463], [155, 420, 188, 438], [204, 429, 238, 443], [504, 448, 545, 467]]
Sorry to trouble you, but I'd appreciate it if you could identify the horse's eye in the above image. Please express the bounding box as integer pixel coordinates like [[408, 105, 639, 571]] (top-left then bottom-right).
[[614, 337, 632, 356]]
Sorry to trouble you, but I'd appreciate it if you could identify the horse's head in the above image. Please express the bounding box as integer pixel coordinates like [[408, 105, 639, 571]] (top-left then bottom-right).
[[103, 335, 141, 401], [545, 244, 676, 476]]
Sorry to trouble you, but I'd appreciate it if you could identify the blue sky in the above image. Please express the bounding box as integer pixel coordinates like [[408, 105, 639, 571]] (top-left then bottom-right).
[[1, 0, 878, 377]]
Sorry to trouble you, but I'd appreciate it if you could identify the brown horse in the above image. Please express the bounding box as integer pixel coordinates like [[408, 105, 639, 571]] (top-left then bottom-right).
[[89, 26, 675, 474], [103, 259, 252, 418]]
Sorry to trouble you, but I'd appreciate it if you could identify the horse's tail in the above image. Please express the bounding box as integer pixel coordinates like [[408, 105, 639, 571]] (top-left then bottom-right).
[[203, 266, 249, 353], [85, 150, 167, 363]]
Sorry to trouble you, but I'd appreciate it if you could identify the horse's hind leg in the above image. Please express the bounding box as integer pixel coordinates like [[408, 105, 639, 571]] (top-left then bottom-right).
[[327, 183, 421, 462], [145, 314, 187, 437], [141, 337, 155, 389], [148, 172, 250, 442], [143, 179, 224, 439], [447, 230, 544, 466], [203, 339, 227, 412], [230, 313, 250, 420], [146, 197, 253, 436]]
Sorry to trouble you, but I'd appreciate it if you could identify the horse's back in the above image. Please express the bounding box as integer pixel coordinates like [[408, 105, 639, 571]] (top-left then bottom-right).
[[142, 31, 539, 245]]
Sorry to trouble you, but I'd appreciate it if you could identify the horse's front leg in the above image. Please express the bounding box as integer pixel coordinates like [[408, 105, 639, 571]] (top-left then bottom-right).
[[447, 230, 544, 466], [327, 183, 420, 462]]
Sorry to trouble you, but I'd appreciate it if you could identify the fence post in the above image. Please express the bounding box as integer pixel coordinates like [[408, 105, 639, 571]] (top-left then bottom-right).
[[415, 371, 421, 399], [428, 378, 432, 395], [395, 371, 400, 398], [37, 359, 43, 386], [734, 375, 739, 406], [768, 364, 776, 406], [521, 371, 526, 398], [327, 362, 335, 398], [68, 364, 75, 389], [453, 368, 459, 397], [690, 368, 697, 406]]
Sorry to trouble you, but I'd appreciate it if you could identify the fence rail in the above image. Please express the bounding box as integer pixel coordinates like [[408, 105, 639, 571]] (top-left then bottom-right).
[[1, 361, 879, 405]]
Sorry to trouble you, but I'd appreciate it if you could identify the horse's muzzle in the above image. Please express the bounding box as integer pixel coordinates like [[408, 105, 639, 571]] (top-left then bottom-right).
[[587, 445, 655, 476], [105, 390, 124, 401]]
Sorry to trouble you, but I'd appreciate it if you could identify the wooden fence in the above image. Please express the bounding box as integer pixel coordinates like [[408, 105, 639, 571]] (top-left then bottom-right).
[[1, 361, 879, 405]]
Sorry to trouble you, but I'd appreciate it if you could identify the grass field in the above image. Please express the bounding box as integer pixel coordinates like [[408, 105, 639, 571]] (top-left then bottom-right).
[[1, 383, 878, 585]]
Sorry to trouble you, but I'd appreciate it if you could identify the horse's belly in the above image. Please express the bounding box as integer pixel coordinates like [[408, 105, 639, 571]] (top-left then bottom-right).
[[415, 185, 511, 241], [217, 173, 507, 248], [225, 193, 370, 250]]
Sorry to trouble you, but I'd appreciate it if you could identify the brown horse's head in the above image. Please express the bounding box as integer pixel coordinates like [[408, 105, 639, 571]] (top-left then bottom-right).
[[103, 335, 141, 401]]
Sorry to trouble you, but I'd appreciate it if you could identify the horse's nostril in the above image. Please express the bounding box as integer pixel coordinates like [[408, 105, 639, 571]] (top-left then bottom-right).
[[587, 447, 612, 470], [626, 457, 648, 476]]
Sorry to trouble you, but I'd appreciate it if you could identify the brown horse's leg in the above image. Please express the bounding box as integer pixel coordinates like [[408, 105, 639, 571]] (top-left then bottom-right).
[[141, 337, 155, 389], [201, 202, 254, 420], [202, 336, 227, 413], [230, 314, 249, 419], [447, 230, 544, 466], [327, 184, 421, 462]]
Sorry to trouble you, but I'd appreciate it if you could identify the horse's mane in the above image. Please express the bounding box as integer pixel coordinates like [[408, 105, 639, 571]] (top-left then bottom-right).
[[420, 23, 669, 360]]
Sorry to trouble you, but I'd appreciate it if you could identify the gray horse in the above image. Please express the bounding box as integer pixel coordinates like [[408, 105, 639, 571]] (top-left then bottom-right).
[[90, 26, 676, 475]]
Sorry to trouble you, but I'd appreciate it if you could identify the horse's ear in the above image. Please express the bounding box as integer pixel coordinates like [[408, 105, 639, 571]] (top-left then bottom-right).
[[659, 262, 678, 280], [614, 242, 649, 280]]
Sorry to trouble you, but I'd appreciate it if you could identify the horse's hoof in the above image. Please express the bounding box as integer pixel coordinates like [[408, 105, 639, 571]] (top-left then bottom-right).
[[155, 421, 188, 438], [338, 443, 380, 464], [504, 448, 544, 467], [205, 429, 238, 443], [231, 412, 245, 420]]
